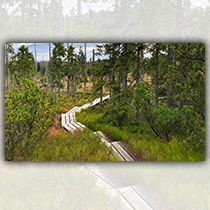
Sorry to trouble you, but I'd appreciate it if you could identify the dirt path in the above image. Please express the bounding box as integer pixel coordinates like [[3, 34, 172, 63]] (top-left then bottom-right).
[[47, 109, 69, 138]]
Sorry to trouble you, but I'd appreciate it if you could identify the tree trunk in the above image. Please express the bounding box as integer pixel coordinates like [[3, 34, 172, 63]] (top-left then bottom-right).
[[178, 60, 185, 111], [58, 76, 60, 98], [76, 71, 79, 88], [34, 43, 37, 81], [63, 76, 65, 90], [54, 86, 57, 100], [135, 46, 143, 120], [84, 43, 86, 91], [72, 75, 76, 102], [49, 43, 53, 94], [74, 71, 77, 101], [67, 43, 70, 95], [155, 44, 159, 106], [71, 74, 74, 94], [136, 47, 140, 84], [100, 77, 103, 107], [12, 73, 16, 89], [92, 49, 95, 94], [67, 75, 70, 94], [109, 74, 111, 97], [139, 49, 144, 82], [178, 99, 183, 111], [167, 49, 174, 108], [122, 71, 127, 90], [122, 44, 128, 90], [5, 44, 9, 91], [112, 68, 115, 86], [167, 87, 173, 108]]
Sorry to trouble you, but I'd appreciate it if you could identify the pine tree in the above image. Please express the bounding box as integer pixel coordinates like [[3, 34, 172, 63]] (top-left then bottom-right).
[[52, 43, 65, 98], [48, 43, 53, 94], [34, 43, 37, 81], [5, 43, 14, 91], [8, 45, 34, 89], [64, 43, 76, 101], [84, 43, 87, 91]]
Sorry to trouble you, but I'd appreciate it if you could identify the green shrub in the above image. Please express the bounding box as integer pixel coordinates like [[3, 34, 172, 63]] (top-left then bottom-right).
[[134, 81, 205, 147], [103, 92, 134, 127], [153, 104, 185, 141], [5, 78, 57, 161]]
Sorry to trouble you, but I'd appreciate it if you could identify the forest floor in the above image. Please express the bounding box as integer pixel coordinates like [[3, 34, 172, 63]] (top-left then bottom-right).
[[47, 113, 68, 138], [62, 78, 108, 93]]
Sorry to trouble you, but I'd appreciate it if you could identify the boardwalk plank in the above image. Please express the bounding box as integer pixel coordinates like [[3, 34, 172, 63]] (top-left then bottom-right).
[[112, 142, 135, 161], [76, 122, 86, 128], [97, 131, 111, 143]]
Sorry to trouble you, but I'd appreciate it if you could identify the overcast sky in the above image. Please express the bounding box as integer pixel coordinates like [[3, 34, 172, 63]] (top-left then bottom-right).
[[11, 43, 107, 62]]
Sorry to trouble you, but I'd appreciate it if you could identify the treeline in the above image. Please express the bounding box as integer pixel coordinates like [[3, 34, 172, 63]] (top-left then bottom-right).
[[82, 43, 205, 153], [5, 43, 89, 99]]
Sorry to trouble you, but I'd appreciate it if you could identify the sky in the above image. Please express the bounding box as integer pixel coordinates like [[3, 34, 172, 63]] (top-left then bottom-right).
[[11, 43, 106, 62], [11, 43, 154, 62]]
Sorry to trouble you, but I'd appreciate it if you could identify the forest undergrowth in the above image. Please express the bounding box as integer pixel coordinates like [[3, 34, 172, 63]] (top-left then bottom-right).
[[76, 97, 205, 161]]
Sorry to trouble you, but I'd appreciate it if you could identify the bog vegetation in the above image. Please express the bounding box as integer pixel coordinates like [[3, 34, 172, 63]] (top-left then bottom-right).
[[5, 43, 205, 161]]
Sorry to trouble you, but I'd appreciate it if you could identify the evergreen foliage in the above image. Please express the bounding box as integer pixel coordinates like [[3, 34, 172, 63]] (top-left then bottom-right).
[[7, 45, 34, 87]]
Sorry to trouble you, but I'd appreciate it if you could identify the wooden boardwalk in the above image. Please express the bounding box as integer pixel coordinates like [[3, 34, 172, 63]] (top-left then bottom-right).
[[94, 131, 134, 161], [61, 95, 135, 161]]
